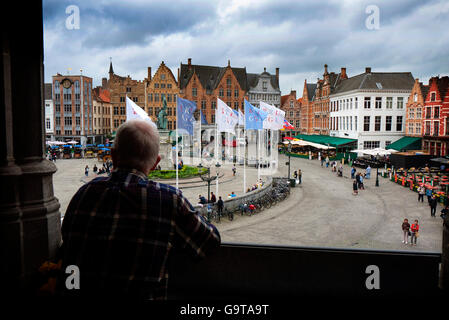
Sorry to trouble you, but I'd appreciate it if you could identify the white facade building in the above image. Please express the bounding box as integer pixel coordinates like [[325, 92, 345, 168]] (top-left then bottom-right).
[[329, 68, 414, 150], [44, 83, 54, 140]]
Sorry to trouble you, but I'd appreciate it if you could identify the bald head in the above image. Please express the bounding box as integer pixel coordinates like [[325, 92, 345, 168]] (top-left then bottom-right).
[[112, 120, 160, 174]]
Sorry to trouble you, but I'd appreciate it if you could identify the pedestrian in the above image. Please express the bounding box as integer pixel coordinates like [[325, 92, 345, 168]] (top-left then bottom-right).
[[210, 192, 217, 203], [410, 220, 420, 246], [58, 119, 220, 299], [426, 188, 433, 205], [351, 166, 356, 179], [198, 194, 207, 205], [217, 196, 224, 217], [85, 165, 89, 177], [321, 157, 324, 167], [325, 156, 330, 168], [298, 169, 302, 184], [402, 218, 410, 244], [352, 180, 358, 195], [359, 174, 365, 190], [232, 165, 236, 176], [430, 195, 437, 217], [356, 172, 361, 189], [417, 185, 425, 202], [93, 164, 98, 174], [365, 165, 371, 179]]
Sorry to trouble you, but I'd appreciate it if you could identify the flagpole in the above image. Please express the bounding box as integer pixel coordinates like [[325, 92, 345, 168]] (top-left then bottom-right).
[[257, 129, 260, 182], [176, 108, 179, 189], [243, 127, 246, 194], [199, 111, 202, 165]]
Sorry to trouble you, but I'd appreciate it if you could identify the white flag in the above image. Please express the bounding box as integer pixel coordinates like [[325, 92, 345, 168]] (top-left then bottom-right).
[[216, 98, 238, 134], [259, 101, 285, 130], [238, 109, 245, 126], [126, 96, 156, 129]]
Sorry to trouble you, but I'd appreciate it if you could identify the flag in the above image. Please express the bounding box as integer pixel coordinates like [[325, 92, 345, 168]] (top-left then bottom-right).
[[126, 96, 156, 129], [259, 101, 285, 130], [238, 109, 245, 126], [281, 119, 294, 130], [244, 100, 268, 130], [177, 97, 197, 135], [200, 110, 208, 125], [216, 98, 238, 134]]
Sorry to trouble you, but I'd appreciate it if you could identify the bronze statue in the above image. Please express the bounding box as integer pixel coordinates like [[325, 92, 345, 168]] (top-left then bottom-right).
[[157, 96, 168, 130]]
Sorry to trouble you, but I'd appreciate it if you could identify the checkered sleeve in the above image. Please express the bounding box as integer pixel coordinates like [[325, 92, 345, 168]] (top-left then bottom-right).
[[172, 190, 221, 259]]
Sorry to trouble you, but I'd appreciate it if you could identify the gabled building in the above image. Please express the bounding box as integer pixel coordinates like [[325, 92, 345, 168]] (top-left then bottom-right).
[[280, 90, 301, 135], [178, 58, 249, 124], [105, 61, 146, 131], [247, 67, 281, 109], [405, 78, 429, 138], [44, 83, 54, 141], [329, 67, 414, 150], [301, 80, 316, 134], [92, 87, 112, 143], [422, 76, 449, 155], [145, 61, 179, 129]]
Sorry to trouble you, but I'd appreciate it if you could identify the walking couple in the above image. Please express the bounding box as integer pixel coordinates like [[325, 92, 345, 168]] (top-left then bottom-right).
[[401, 218, 420, 245]]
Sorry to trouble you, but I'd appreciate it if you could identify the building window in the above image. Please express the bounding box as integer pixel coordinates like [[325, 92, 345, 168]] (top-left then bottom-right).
[[160, 84, 166, 89], [363, 141, 380, 149], [425, 122, 431, 135], [114, 106, 119, 115], [126, 87, 131, 92], [219, 88, 224, 97], [211, 115, 215, 124], [201, 100, 206, 111], [409, 108, 414, 119], [375, 97, 382, 109], [434, 121, 439, 136], [120, 106, 125, 115], [414, 93, 418, 102], [431, 92, 436, 101], [397, 97, 404, 109], [385, 116, 392, 131], [167, 84, 172, 89], [211, 101, 216, 109], [234, 102, 238, 110], [226, 78, 231, 87], [396, 116, 403, 131], [120, 96, 125, 102], [296, 120, 300, 128], [447, 118, 449, 135], [262, 81, 267, 92], [386, 97, 393, 109], [148, 93, 153, 102], [148, 107, 153, 116], [154, 83, 159, 88], [227, 89, 231, 97], [416, 122, 421, 134], [364, 97, 371, 109], [435, 107, 440, 118], [364, 116, 370, 131], [155, 94, 159, 102], [409, 123, 414, 134], [161, 74, 166, 80], [46, 118, 51, 130], [416, 107, 422, 119], [192, 88, 197, 97], [234, 89, 239, 98], [385, 141, 392, 148], [290, 111, 294, 117], [167, 94, 172, 102]]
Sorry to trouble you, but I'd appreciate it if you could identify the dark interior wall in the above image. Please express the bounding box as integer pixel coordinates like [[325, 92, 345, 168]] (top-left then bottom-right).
[[390, 154, 434, 169]]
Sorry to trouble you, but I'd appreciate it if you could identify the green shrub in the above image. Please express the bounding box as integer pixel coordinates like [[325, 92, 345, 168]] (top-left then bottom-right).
[[148, 165, 208, 179]]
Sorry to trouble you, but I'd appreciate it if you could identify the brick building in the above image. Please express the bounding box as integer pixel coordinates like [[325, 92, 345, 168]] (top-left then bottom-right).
[[178, 58, 249, 124], [311, 65, 348, 135], [52, 73, 94, 144], [104, 61, 146, 131], [145, 61, 179, 129], [92, 87, 112, 143], [280, 90, 301, 135], [300, 80, 316, 134], [405, 78, 429, 138], [422, 76, 449, 155]]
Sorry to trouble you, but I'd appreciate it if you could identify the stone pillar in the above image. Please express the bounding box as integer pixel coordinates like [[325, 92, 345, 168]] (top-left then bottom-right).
[[1, 1, 61, 294], [442, 216, 449, 289]]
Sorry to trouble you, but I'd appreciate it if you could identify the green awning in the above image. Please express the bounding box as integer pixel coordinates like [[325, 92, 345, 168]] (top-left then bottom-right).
[[293, 134, 357, 148], [386, 136, 422, 151]]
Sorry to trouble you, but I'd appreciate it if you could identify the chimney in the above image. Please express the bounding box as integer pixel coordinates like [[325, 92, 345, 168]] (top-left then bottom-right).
[[147, 67, 152, 81], [188, 58, 192, 70], [228, 59, 230, 67], [276, 68, 279, 83], [101, 77, 107, 88], [264, 67, 266, 72], [341, 67, 347, 79], [177, 68, 180, 82], [324, 64, 328, 74], [292, 90, 296, 98], [365, 67, 371, 74]]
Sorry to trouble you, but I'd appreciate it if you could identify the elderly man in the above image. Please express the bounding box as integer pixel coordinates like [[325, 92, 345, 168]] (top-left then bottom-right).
[[59, 120, 220, 300]]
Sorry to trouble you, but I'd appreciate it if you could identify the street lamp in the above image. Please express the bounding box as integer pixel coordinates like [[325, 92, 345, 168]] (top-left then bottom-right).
[[197, 162, 219, 202], [286, 141, 292, 180], [375, 152, 380, 187]]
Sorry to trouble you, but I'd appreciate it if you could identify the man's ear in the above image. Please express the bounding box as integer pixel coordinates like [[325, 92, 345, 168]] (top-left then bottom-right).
[[149, 155, 161, 172]]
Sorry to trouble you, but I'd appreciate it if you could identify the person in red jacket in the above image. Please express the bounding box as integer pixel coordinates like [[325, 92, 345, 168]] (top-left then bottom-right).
[[410, 220, 420, 245]]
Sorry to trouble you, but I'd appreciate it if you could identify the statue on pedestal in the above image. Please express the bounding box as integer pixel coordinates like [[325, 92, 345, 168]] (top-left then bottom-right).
[[157, 96, 168, 130]]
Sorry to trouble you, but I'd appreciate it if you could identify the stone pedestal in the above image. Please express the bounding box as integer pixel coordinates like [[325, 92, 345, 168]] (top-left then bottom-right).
[[158, 130, 173, 170]]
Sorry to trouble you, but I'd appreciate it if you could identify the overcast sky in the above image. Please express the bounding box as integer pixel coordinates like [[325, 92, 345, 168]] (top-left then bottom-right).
[[43, 0, 449, 96]]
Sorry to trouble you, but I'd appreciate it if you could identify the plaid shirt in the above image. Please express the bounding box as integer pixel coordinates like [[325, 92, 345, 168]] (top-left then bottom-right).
[[59, 168, 221, 300]]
